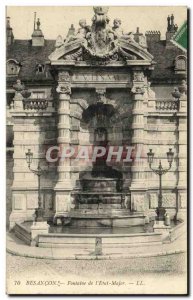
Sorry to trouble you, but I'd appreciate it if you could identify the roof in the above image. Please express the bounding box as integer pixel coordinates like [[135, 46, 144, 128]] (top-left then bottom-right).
[[6, 39, 55, 85], [147, 39, 186, 83], [6, 38, 186, 86]]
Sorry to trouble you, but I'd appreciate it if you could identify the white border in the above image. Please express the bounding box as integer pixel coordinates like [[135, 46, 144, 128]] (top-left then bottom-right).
[[0, 1, 191, 299]]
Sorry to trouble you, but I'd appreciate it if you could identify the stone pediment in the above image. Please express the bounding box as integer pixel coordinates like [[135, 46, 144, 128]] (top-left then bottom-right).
[[49, 38, 153, 64], [49, 6, 154, 65]]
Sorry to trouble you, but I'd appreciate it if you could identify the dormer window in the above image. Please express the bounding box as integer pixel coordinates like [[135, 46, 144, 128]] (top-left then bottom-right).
[[174, 55, 187, 74], [36, 64, 45, 74], [6, 59, 20, 76]]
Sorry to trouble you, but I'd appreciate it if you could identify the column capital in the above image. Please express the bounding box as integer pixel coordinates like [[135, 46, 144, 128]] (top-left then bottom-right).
[[132, 70, 145, 82], [56, 70, 72, 94], [58, 71, 71, 82], [131, 85, 145, 95], [56, 83, 71, 95], [131, 69, 146, 95]]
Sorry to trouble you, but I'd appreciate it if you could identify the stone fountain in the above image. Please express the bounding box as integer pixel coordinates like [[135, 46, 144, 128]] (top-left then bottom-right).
[[66, 101, 146, 228]]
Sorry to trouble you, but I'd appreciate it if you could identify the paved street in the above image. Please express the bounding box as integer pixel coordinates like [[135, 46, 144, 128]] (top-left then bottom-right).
[[6, 251, 187, 294], [7, 251, 186, 277]]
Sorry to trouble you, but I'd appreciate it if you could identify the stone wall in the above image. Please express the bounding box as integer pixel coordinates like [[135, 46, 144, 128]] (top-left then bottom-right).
[[7, 66, 187, 226], [6, 150, 13, 228]]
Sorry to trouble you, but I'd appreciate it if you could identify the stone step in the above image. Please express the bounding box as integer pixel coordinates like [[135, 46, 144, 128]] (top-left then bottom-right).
[[78, 204, 123, 209], [74, 194, 125, 205], [77, 199, 124, 205], [70, 208, 131, 217]]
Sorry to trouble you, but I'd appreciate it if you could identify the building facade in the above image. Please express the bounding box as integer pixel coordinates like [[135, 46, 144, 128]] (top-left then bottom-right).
[[6, 7, 187, 228]]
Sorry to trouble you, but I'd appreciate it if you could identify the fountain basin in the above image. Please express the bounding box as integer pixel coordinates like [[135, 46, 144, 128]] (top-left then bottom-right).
[[68, 213, 146, 227], [14, 221, 162, 249], [13, 220, 184, 249]]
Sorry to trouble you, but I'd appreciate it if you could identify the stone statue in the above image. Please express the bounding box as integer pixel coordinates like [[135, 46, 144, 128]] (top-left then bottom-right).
[[48, 6, 153, 63], [138, 34, 147, 48], [13, 79, 25, 92], [76, 19, 91, 39], [178, 79, 187, 95], [112, 18, 124, 38], [84, 6, 117, 57], [55, 35, 64, 48], [64, 19, 90, 44], [112, 19, 136, 43]]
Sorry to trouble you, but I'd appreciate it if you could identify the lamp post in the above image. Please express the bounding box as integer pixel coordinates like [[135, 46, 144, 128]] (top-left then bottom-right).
[[25, 149, 45, 222], [147, 148, 174, 221]]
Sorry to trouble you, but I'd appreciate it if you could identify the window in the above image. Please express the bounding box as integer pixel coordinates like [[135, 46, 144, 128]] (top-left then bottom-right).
[[6, 59, 20, 76], [36, 64, 45, 74], [174, 55, 187, 74]]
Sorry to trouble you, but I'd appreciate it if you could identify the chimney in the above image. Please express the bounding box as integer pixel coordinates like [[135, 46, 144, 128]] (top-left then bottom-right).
[[31, 14, 44, 46], [6, 17, 14, 46], [67, 24, 75, 37], [166, 14, 178, 44], [134, 27, 147, 49], [145, 30, 161, 44], [134, 27, 142, 43]]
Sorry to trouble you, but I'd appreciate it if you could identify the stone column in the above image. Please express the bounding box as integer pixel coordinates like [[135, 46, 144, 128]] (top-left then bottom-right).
[[54, 71, 72, 218], [130, 68, 147, 213]]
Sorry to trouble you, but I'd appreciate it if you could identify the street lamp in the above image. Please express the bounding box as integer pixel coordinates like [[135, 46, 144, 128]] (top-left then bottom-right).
[[25, 149, 46, 222], [147, 148, 174, 221]]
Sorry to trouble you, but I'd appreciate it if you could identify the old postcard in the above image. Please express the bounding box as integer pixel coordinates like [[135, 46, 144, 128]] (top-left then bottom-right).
[[6, 6, 188, 295]]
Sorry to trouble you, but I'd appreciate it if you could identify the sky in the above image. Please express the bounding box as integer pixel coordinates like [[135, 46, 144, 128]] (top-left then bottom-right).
[[6, 6, 187, 41]]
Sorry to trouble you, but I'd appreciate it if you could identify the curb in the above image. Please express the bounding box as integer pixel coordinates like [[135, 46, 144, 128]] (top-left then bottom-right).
[[6, 245, 186, 260]]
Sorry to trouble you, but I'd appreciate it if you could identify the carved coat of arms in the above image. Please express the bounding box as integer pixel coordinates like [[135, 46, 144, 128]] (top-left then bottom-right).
[[49, 6, 153, 64], [85, 7, 117, 57]]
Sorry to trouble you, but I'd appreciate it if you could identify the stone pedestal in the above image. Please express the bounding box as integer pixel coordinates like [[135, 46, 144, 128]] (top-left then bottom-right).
[[31, 221, 50, 246], [95, 237, 102, 255], [153, 220, 171, 236]]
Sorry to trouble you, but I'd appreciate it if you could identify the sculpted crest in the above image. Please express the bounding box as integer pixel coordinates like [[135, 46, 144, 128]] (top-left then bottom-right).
[[49, 7, 154, 64]]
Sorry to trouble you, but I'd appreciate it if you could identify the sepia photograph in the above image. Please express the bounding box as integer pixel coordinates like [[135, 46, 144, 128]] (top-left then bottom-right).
[[5, 5, 188, 295]]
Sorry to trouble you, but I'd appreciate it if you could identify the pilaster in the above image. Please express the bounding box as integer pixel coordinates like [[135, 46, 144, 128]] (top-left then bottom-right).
[[54, 71, 73, 216], [130, 68, 147, 212]]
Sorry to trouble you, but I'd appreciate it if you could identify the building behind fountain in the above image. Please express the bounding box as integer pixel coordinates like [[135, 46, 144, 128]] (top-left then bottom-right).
[[6, 7, 187, 228]]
